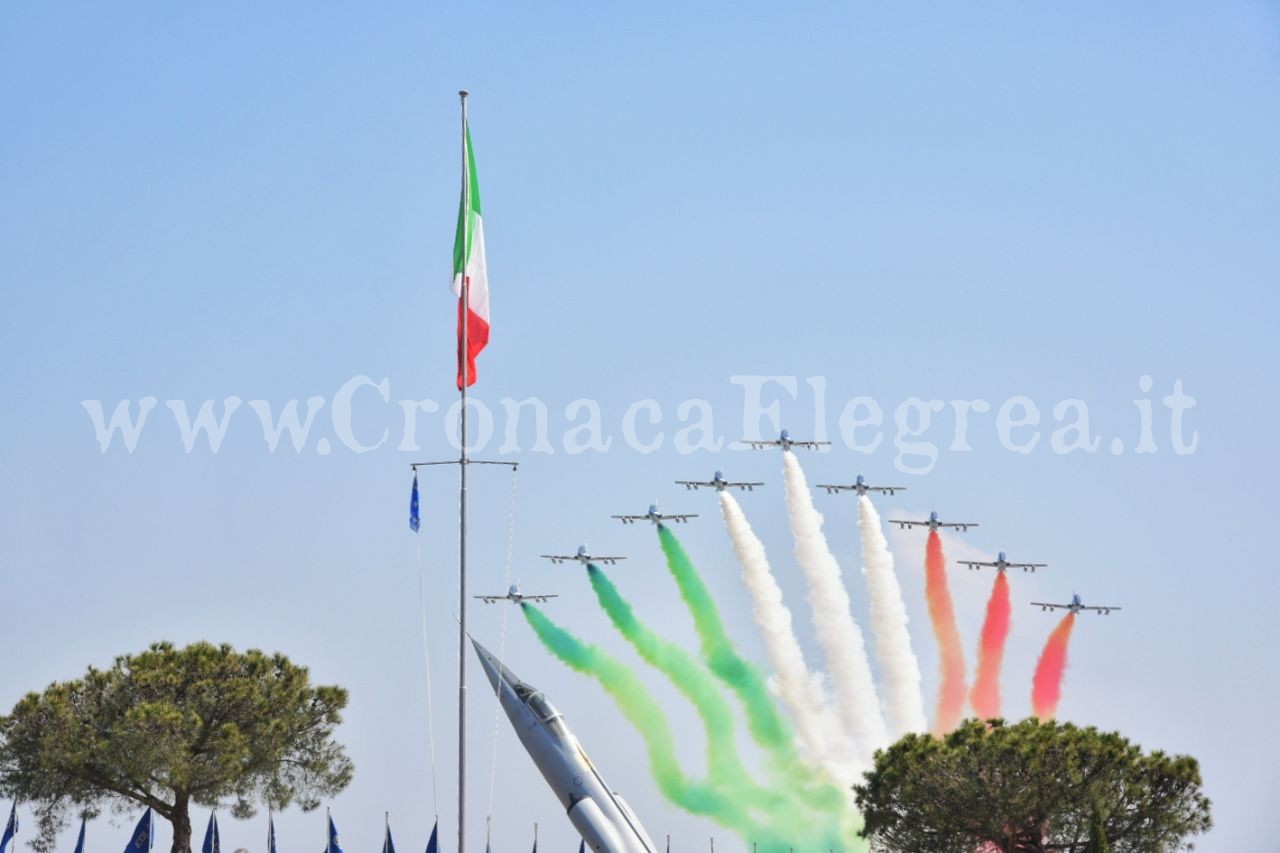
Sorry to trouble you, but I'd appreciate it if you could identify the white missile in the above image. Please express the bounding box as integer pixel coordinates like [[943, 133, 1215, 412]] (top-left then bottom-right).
[[472, 639, 659, 853]]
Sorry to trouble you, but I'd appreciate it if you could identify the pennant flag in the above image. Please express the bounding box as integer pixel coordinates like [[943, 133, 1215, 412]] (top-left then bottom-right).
[[423, 822, 437, 853], [72, 818, 86, 853], [201, 814, 220, 853], [409, 472, 421, 532], [0, 803, 16, 853], [451, 119, 490, 389], [381, 824, 395, 853], [122, 810, 153, 853], [577, 843, 584, 853], [324, 816, 344, 853], [268, 814, 278, 853]]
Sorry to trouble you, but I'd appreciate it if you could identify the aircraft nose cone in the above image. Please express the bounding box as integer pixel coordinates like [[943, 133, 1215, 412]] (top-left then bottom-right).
[[471, 638, 505, 694]]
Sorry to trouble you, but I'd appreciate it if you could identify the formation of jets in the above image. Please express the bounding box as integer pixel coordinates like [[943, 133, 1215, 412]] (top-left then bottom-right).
[[959, 551, 1048, 573], [888, 510, 980, 533], [475, 584, 558, 605], [612, 504, 698, 525], [742, 429, 831, 452], [1031, 593, 1121, 616], [816, 473, 906, 497], [540, 545, 626, 566], [676, 470, 764, 492], [504, 427, 1120, 618]]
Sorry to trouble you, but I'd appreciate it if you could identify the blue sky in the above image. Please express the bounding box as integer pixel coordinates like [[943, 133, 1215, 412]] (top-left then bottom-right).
[[3, 2, 1278, 850]]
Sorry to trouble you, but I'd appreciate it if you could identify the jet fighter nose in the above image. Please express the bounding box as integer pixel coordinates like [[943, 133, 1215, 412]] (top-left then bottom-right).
[[471, 638, 506, 694]]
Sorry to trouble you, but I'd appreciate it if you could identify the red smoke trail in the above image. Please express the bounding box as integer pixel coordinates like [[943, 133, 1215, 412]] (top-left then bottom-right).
[[924, 531, 967, 734], [970, 571, 1012, 720], [1032, 612, 1077, 720]]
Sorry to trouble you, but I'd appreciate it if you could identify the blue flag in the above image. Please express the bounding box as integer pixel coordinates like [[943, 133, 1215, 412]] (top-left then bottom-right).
[[577, 843, 584, 853], [409, 473, 420, 532], [324, 816, 344, 853], [423, 822, 437, 853], [267, 815, 277, 853], [201, 814, 219, 853], [0, 803, 16, 853], [122, 810, 153, 853], [381, 825, 395, 853], [72, 819, 86, 853]]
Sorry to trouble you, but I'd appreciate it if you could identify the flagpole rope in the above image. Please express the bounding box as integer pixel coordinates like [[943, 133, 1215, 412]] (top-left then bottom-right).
[[485, 464, 519, 823], [417, 529, 440, 818]]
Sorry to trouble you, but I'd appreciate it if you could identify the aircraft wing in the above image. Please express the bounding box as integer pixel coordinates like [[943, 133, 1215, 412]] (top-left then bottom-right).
[[676, 480, 713, 490], [522, 594, 558, 603], [790, 440, 832, 450], [816, 484, 854, 494], [1030, 601, 1068, 611], [729, 481, 764, 491], [540, 554, 573, 563], [658, 513, 698, 523], [595, 556, 627, 565], [939, 522, 979, 531], [870, 486, 906, 495], [744, 440, 780, 449], [611, 514, 646, 524], [1083, 605, 1121, 613], [887, 519, 925, 529], [1012, 562, 1048, 572], [475, 595, 504, 603], [958, 560, 994, 569]]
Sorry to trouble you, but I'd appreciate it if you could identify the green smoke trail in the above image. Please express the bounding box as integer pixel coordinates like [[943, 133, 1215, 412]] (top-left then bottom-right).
[[656, 525, 794, 755], [655, 525, 853, 822], [520, 603, 761, 836], [522, 603, 850, 850], [586, 564, 794, 816]]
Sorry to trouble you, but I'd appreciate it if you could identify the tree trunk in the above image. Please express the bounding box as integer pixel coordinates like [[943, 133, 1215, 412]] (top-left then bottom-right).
[[170, 793, 193, 853]]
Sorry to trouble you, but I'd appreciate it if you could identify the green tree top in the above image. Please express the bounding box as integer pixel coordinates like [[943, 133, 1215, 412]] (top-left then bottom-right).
[[854, 718, 1211, 853], [0, 642, 353, 853]]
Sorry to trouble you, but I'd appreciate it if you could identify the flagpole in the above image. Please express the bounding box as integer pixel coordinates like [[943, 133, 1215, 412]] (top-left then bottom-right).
[[457, 87, 471, 853]]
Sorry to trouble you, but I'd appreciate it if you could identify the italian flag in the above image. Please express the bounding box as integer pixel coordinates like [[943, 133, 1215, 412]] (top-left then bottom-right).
[[452, 122, 490, 389]]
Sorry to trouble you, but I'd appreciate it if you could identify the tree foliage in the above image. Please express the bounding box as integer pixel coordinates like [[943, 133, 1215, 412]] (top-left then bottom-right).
[[853, 718, 1211, 853], [0, 642, 353, 853]]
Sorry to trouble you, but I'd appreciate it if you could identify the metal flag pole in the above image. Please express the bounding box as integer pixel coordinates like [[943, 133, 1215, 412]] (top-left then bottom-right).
[[412, 90, 517, 853], [457, 87, 471, 853]]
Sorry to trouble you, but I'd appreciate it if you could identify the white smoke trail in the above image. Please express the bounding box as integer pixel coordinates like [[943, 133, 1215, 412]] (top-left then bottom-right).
[[718, 491, 861, 785], [857, 494, 928, 737], [781, 451, 888, 769]]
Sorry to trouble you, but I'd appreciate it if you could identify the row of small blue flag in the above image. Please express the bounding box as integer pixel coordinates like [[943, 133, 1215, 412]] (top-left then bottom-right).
[[0, 804, 155, 853], [0, 805, 593, 853]]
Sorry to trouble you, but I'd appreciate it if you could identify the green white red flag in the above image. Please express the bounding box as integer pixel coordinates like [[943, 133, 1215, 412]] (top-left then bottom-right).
[[452, 121, 489, 389]]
